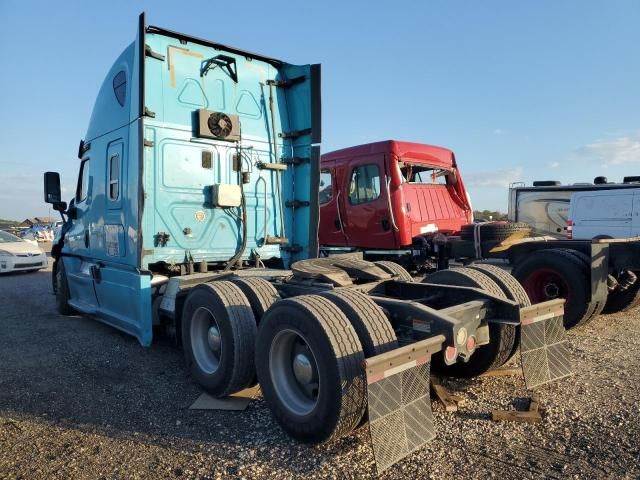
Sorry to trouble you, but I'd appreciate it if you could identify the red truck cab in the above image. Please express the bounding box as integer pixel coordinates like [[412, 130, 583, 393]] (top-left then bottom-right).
[[319, 140, 473, 249]]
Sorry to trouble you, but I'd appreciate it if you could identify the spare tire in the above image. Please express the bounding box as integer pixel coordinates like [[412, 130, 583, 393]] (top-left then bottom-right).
[[373, 260, 414, 282], [460, 222, 531, 242]]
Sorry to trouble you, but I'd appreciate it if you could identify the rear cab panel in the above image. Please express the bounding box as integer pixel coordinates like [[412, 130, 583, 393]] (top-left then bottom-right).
[[60, 15, 320, 345]]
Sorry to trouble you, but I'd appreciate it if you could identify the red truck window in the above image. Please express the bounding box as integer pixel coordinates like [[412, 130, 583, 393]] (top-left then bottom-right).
[[349, 164, 381, 205], [400, 163, 449, 185], [319, 169, 333, 204]]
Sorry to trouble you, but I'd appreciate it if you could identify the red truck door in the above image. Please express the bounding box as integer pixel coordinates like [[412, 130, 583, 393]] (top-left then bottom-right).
[[318, 161, 347, 246], [339, 154, 398, 249]]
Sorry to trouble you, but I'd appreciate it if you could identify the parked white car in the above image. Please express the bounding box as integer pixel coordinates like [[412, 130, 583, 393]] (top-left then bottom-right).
[[568, 188, 640, 240], [0, 230, 48, 273]]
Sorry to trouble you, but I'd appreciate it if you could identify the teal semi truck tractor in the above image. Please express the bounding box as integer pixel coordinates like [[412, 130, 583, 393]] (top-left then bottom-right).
[[44, 14, 570, 472]]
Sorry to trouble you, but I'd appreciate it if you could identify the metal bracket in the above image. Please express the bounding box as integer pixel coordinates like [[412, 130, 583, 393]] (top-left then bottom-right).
[[257, 162, 288, 172], [285, 200, 310, 208], [281, 156, 310, 165], [279, 128, 311, 139], [280, 244, 303, 253], [143, 106, 156, 118], [154, 232, 170, 247], [266, 75, 305, 88], [145, 44, 166, 61], [143, 139, 154, 147], [201, 54, 238, 83]]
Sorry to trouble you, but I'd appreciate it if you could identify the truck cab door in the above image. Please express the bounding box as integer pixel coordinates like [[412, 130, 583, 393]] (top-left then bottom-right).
[[63, 157, 100, 313], [318, 161, 347, 246], [340, 154, 398, 249]]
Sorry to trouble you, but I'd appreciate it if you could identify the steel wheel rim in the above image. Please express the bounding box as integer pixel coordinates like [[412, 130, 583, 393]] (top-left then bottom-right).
[[191, 307, 222, 375], [523, 269, 569, 304], [269, 328, 320, 416]]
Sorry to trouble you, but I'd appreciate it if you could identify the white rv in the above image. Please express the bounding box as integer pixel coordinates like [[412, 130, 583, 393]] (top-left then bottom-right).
[[508, 176, 640, 238]]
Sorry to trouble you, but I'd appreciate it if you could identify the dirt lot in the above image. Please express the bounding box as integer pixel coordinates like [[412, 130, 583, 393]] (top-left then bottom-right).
[[1, 257, 639, 479]]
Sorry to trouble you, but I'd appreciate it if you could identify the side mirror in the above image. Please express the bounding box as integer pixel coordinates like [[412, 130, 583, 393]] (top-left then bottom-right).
[[67, 206, 78, 220], [44, 172, 62, 204]]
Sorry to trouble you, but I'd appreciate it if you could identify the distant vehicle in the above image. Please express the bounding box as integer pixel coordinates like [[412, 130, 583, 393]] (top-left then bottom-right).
[[568, 188, 640, 240], [319, 140, 473, 251], [20, 224, 55, 242], [0, 230, 47, 273], [508, 176, 640, 238]]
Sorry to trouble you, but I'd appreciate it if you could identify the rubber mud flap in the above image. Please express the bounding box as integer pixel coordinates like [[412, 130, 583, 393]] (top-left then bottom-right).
[[519, 300, 572, 389], [364, 336, 443, 473]]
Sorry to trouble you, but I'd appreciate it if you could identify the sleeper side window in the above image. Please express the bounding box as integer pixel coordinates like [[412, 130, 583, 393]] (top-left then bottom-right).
[[348, 164, 381, 205], [113, 71, 126, 107], [319, 169, 333, 204], [76, 159, 90, 202], [109, 154, 120, 200]]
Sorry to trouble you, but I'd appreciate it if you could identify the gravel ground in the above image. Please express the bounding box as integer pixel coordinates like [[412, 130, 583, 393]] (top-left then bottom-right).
[[1, 256, 639, 479]]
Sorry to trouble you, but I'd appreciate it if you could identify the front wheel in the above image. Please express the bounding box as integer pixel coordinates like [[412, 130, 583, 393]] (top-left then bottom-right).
[[54, 260, 73, 315]]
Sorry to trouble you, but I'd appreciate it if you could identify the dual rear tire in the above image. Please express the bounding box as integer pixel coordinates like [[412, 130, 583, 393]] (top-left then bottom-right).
[[183, 279, 397, 444]]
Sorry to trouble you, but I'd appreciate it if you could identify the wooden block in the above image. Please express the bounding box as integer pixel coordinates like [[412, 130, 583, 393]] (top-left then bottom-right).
[[430, 377, 461, 412], [491, 409, 542, 424], [529, 393, 541, 413], [480, 367, 521, 377]]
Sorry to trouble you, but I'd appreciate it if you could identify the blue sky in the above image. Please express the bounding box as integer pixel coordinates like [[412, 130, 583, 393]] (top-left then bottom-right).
[[1, 0, 638, 220]]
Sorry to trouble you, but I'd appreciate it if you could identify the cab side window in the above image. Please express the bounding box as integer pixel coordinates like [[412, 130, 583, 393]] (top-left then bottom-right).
[[76, 158, 90, 202], [109, 153, 120, 200], [319, 169, 333, 204], [113, 71, 126, 107], [348, 164, 381, 205]]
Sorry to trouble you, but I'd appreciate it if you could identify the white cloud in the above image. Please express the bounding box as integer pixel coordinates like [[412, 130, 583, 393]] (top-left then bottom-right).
[[548, 161, 560, 168], [578, 135, 640, 166], [493, 128, 506, 135], [464, 167, 524, 188]]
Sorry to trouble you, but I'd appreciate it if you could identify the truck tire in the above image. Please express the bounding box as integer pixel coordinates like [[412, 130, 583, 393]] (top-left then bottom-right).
[[560, 249, 605, 322], [460, 222, 531, 242], [255, 295, 367, 443], [424, 268, 517, 377], [467, 263, 531, 363], [374, 260, 414, 282], [54, 260, 73, 316], [182, 281, 257, 397], [467, 263, 531, 307], [511, 249, 592, 329], [603, 279, 640, 314], [318, 289, 398, 356], [230, 277, 280, 323]]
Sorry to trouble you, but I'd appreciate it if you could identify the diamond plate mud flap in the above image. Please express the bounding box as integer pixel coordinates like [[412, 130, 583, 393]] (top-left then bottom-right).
[[364, 335, 445, 473], [519, 298, 572, 389]]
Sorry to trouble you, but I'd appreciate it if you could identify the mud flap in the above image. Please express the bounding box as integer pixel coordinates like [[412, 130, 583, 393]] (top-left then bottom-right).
[[519, 299, 572, 389], [364, 335, 444, 473]]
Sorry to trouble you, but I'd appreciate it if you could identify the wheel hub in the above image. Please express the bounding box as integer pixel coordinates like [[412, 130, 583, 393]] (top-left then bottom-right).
[[208, 325, 221, 352], [543, 282, 560, 299], [292, 353, 314, 385]]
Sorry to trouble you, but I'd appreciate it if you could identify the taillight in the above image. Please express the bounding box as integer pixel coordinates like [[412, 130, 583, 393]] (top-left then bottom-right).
[[567, 219, 573, 239]]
